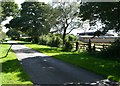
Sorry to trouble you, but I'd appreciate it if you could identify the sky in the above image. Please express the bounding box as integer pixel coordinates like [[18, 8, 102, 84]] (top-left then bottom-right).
[[14, 0, 78, 8]]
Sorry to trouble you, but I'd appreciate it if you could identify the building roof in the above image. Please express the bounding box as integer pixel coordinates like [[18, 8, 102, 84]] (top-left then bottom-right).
[[77, 32, 95, 36], [77, 32, 116, 36]]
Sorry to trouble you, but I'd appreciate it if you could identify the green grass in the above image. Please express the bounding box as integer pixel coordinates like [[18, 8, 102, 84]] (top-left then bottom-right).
[[25, 44, 120, 82], [0, 44, 32, 84]]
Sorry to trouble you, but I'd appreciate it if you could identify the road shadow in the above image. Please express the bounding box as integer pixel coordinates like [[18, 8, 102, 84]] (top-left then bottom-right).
[[13, 48, 38, 54], [18, 54, 106, 84], [30, 47, 61, 54]]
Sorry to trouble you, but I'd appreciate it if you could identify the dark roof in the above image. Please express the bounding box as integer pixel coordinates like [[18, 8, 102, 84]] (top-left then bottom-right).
[[78, 32, 116, 36], [77, 32, 95, 36]]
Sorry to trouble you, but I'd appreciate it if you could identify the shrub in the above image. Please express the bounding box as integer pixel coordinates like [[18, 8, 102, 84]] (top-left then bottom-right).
[[53, 36, 62, 47], [62, 41, 73, 51], [54, 34, 63, 39], [38, 35, 47, 45], [68, 35, 77, 41], [38, 34, 62, 47], [19, 37, 32, 42], [47, 34, 62, 47], [46, 34, 53, 46], [65, 35, 77, 42], [19, 37, 25, 41], [101, 38, 120, 58], [25, 38, 32, 42]]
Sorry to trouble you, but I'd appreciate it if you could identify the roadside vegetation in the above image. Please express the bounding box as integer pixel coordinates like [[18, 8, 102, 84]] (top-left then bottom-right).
[[25, 43, 120, 82], [0, 44, 32, 84], [38, 34, 76, 51]]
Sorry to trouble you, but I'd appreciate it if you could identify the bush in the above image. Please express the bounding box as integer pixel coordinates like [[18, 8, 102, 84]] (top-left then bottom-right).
[[101, 38, 120, 58], [65, 35, 77, 42], [45, 34, 53, 46], [19, 37, 25, 41], [38, 34, 62, 47], [62, 41, 73, 51], [38, 35, 47, 45], [68, 35, 77, 41], [25, 38, 32, 42], [47, 35, 62, 47], [19, 37, 32, 42], [54, 34, 63, 39], [53, 36, 62, 47]]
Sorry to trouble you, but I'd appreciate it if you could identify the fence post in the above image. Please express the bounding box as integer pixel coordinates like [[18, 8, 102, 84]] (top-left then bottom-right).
[[103, 45, 105, 50], [88, 39, 92, 52], [93, 44, 96, 52], [76, 41, 79, 51]]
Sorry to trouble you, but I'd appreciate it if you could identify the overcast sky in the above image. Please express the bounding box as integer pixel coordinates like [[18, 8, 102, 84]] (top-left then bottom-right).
[[14, 0, 79, 8]]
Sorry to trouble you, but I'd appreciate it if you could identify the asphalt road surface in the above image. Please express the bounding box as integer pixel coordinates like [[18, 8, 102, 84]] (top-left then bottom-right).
[[11, 44, 104, 84]]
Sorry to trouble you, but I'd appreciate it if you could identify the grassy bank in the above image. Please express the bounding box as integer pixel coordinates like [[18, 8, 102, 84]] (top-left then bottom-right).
[[25, 44, 120, 82], [0, 44, 32, 84]]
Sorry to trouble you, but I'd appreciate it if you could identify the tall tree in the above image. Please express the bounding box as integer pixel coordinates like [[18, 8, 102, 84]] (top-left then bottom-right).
[[52, 2, 81, 44], [79, 2, 119, 33], [0, 0, 19, 24], [6, 2, 54, 43]]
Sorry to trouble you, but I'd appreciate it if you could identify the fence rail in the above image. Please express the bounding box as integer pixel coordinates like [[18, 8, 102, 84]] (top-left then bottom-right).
[[92, 44, 110, 51], [74, 42, 110, 52]]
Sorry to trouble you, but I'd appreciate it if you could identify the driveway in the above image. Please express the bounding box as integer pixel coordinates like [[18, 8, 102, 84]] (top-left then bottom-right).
[[11, 44, 104, 84]]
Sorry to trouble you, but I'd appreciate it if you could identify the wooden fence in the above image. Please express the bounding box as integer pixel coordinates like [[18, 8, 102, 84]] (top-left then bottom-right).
[[92, 44, 110, 51], [74, 42, 110, 52]]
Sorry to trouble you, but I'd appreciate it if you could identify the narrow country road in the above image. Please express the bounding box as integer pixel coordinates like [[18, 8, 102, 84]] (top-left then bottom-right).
[[11, 44, 104, 84]]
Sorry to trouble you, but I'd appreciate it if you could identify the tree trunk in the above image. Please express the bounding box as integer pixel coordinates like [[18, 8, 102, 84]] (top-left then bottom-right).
[[88, 39, 92, 52], [62, 27, 67, 45], [76, 41, 79, 51]]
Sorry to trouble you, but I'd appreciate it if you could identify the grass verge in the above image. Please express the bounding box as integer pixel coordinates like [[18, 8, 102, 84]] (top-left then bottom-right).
[[0, 44, 32, 84], [25, 44, 120, 82]]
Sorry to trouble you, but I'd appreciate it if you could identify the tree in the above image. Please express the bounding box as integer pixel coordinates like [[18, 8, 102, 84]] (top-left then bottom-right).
[[6, 1, 54, 43], [79, 2, 119, 33], [0, 0, 19, 40], [0, 0, 19, 24], [6, 29, 20, 40], [52, 2, 81, 45]]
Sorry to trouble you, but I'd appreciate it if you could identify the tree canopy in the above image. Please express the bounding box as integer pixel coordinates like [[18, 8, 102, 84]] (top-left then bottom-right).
[[0, 0, 19, 24], [6, 2, 54, 43], [79, 2, 119, 33], [52, 2, 81, 44]]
